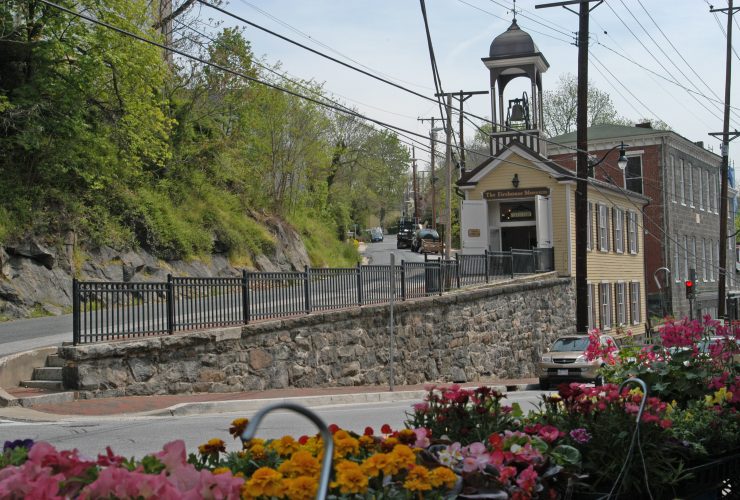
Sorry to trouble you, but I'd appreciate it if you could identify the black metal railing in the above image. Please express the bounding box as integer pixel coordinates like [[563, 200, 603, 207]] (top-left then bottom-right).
[[72, 247, 555, 344]]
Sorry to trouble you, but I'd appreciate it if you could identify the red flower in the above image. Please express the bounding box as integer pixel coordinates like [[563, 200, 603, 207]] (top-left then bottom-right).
[[363, 426, 374, 436], [328, 424, 339, 434], [381, 424, 392, 434]]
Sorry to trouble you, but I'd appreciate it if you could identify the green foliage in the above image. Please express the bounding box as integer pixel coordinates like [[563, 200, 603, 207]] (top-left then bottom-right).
[[0, 3, 408, 265]]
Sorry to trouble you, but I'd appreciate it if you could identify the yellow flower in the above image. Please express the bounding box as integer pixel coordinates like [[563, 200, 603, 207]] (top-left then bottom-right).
[[429, 466, 458, 489], [359, 435, 376, 450], [404, 465, 433, 492], [248, 444, 267, 461], [278, 450, 321, 478], [242, 467, 285, 498], [332, 460, 369, 495], [229, 418, 249, 439], [198, 438, 226, 455], [269, 435, 302, 457], [361, 453, 390, 478], [334, 436, 360, 459], [243, 437, 265, 450], [300, 436, 323, 455], [385, 444, 416, 474], [283, 476, 318, 500], [212, 467, 231, 475], [705, 386, 733, 406]]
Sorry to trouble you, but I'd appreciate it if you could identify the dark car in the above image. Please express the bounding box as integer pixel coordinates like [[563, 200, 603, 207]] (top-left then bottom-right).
[[396, 219, 416, 249], [370, 228, 384, 242], [411, 228, 440, 253]]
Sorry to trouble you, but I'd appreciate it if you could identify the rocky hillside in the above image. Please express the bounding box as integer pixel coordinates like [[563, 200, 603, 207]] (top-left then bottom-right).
[[0, 219, 311, 321]]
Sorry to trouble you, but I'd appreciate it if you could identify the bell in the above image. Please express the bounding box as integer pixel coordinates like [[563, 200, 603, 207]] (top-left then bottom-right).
[[509, 102, 525, 122]]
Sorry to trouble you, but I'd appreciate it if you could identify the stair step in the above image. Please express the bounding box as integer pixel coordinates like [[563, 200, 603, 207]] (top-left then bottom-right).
[[21, 380, 63, 390], [46, 354, 66, 368], [33, 367, 63, 381], [19, 391, 75, 408]]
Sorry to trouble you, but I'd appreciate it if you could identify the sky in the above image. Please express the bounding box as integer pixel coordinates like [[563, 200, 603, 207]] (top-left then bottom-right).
[[197, 0, 740, 172]]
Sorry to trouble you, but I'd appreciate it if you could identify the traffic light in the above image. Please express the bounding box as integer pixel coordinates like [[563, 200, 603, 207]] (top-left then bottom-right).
[[685, 280, 696, 300]]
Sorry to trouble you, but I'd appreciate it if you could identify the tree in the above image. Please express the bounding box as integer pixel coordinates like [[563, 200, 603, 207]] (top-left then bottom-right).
[[542, 73, 623, 137]]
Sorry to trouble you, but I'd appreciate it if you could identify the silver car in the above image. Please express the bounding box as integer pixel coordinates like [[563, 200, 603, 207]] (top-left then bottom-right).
[[538, 334, 617, 390]]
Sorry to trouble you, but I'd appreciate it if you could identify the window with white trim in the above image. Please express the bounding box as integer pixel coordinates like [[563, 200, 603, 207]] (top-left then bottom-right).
[[587, 284, 595, 331], [709, 173, 715, 212], [684, 235, 689, 279], [615, 283, 627, 326], [692, 236, 698, 278], [698, 168, 704, 210], [627, 211, 638, 254], [674, 233, 681, 281], [600, 283, 612, 330], [687, 162, 694, 207], [624, 156, 643, 194], [614, 207, 624, 253], [598, 204, 609, 251], [680, 159, 686, 205], [630, 282, 641, 325], [670, 155, 677, 203], [587, 202, 593, 251], [709, 240, 714, 281], [703, 239, 708, 282], [704, 170, 709, 211]]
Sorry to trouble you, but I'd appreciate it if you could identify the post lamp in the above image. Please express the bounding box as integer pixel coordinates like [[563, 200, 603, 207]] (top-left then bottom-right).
[[575, 141, 629, 335]]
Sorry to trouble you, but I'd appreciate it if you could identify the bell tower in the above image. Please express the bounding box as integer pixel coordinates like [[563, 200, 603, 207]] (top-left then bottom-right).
[[482, 17, 549, 155]]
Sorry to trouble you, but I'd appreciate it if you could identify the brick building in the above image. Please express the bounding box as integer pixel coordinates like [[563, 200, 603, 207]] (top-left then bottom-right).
[[548, 124, 737, 319]]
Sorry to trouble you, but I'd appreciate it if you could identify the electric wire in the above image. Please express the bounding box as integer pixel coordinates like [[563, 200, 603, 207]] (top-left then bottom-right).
[[38, 0, 738, 283], [487, 0, 574, 39]]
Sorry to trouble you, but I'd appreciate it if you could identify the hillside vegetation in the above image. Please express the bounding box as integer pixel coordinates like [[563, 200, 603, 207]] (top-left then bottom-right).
[[0, 1, 409, 268]]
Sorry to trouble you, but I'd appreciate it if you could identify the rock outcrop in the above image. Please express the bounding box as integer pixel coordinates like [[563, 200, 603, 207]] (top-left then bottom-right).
[[0, 218, 312, 320]]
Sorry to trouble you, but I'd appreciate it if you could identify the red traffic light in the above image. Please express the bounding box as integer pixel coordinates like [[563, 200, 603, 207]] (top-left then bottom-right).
[[685, 280, 694, 287]]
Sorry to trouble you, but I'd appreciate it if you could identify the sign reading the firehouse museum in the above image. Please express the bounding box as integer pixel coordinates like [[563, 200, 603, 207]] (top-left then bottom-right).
[[482, 187, 550, 200]]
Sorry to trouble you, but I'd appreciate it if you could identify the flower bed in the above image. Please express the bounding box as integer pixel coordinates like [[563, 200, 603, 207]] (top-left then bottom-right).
[[1, 316, 738, 498]]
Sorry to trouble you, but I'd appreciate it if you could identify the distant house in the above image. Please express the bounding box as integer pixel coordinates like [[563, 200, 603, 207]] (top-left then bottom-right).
[[548, 124, 737, 320]]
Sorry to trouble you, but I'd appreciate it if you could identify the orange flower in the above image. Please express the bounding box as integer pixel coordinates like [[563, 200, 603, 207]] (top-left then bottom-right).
[[385, 444, 416, 474], [198, 438, 226, 456], [404, 465, 433, 492], [248, 443, 267, 461], [380, 436, 399, 452], [229, 418, 249, 439], [283, 476, 318, 500], [334, 435, 360, 458], [361, 453, 390, 477], [429, 466, 458, 489], [277, 450, 321, 478], [242, 467, 285, 498], [358, 435, 376, 450], [269, 435, 302, 457], [332, 460, 369, 495], [396, 428, 417, 445]]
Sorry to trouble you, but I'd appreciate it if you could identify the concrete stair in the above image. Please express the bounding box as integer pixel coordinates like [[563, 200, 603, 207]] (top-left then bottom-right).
[[15, 349, 74, 406]]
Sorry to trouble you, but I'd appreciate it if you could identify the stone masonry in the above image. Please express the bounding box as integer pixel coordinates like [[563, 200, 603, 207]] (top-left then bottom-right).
[[59, 273, 574, 398]]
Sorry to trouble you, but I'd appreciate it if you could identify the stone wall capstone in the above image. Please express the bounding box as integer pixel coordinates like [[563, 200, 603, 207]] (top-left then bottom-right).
[[59, 273, 575, 398]]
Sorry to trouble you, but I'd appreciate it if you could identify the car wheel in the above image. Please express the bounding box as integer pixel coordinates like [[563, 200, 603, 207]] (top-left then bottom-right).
[[594, 374, 605, 386], [539, 378, 549, 390], [396, 241, 402, 249]]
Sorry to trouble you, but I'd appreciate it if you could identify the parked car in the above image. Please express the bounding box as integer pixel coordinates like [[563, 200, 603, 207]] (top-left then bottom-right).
[[538, 334, 617, 390], [411, 228, 441, 253], [370, 228, 384, 242]]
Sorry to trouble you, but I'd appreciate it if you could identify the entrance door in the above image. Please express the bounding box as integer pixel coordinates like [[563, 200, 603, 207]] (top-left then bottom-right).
[[501, 226, 537, 251]]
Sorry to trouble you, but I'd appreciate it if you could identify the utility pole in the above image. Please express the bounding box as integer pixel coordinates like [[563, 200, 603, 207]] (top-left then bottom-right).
[[418, 117, 438, 229], [444, 94, 453, 259], [709, 0, 740, 319], [537, 0, 603, 334], [452, 90, 489, 172], [412, 145, 420, 223]]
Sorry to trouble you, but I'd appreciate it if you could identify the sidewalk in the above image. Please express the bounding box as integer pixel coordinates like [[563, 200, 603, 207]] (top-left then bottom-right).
[[0, 377, 539, 421]]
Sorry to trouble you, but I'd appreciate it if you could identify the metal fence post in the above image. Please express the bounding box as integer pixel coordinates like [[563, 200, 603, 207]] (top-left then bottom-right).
[[531, 249, 536, 273], [304, 265, 311, 314], [484, 250, 490, 283], [510, 251, 515, 279], [400, 260, 406, 300], [166, 274, 174, 335], [357, 263, 363, 306], [455, 254, 461, 289], [242, 269, 250, 324], [438, 260, 443, 296], [72, 278, 80, 345]]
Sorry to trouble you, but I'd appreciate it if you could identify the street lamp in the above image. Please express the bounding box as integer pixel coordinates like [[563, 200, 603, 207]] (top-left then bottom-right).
[[587, 141, 629, 175]]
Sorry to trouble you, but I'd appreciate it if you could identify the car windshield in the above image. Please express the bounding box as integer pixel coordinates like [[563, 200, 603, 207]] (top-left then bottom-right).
[[550, 337, 590, 352], [419, 229, 439, 239]]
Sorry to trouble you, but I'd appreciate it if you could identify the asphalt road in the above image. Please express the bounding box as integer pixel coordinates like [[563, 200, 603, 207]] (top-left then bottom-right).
[[0, 391, 547, 458]]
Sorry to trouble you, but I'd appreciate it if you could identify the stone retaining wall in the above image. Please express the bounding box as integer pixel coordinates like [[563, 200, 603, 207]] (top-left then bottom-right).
[[59, 273, 575, 398]]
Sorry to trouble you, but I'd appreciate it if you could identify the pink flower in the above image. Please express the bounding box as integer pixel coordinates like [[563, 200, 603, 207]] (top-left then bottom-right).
[[516, 465, 539, 493], [413, 428, 431, 448], [537, 425, 562, 443]]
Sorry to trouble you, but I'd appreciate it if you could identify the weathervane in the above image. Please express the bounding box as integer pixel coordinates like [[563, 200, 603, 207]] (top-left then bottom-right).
[[512, 0, 517, 20]]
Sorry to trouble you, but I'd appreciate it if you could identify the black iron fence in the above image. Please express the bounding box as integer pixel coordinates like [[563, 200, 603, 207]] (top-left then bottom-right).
[[72, 247, 555, 344]]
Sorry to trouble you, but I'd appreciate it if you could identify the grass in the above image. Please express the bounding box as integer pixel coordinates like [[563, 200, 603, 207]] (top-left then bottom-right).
[[289, 213, 360, 268]]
